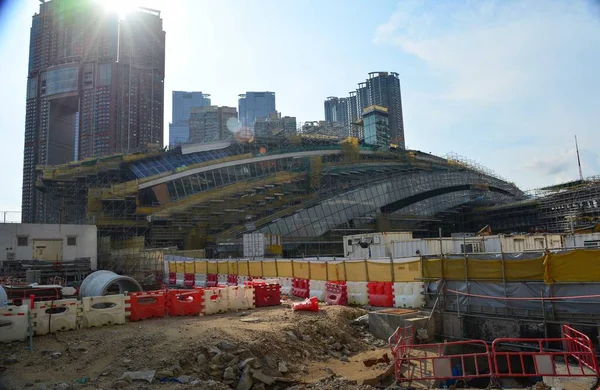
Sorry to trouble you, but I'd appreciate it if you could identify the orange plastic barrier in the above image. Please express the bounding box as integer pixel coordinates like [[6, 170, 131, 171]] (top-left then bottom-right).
[[165, 289, 203, 316], [126, 291, 166, 321]]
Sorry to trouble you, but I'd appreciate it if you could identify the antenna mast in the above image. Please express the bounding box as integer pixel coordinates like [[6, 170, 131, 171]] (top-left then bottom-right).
[[575, 135, 583, 181]]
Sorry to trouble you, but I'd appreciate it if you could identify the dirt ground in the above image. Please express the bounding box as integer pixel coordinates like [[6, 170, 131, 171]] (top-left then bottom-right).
[[0, 302, 390, 390], [1, 300, 598, 390]]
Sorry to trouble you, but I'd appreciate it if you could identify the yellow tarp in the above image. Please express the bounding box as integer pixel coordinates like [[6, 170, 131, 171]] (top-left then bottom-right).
[[238, 262, 249, 276], [195, 261, 207, 274], [394, 260, 421, 282], [276, 261, 293, 277], [345, 261, 367, 282], [184, 262, 195, 274], [309, 262, 327, 281], [292, 261, 310, 279], [217, 262, 228, 275], [423, 257, 545, 281], [165, 250, 600, 284], [248, 261, 262, 277], [328, 263, 345, 281], [547, 250, 600, 282], [207, 261, 218, 274], [262, 261, 278, 277], [367, 262, 393, 282]]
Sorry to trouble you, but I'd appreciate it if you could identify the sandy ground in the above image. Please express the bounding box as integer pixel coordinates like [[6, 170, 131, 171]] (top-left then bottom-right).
[[0, 303, 389, 390]]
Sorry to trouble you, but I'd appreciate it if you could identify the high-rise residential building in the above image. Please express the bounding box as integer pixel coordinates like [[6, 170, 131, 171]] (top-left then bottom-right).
[[330, 72, 405, 149], [169, 91, 211, 146], [366, 72, 404, 148], [255, 112, 297, 137], [189, 106, 237, 144], [323, 97, 349, 126], [238, 92, 276, 131], [217, 106, 238, 141], [22, 0, 165, 223]]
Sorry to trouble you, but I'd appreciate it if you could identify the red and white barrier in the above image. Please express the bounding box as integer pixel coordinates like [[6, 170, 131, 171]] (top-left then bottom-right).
[[201, 287, 228, 315], [0, 304, 29, 343], [80, 295, 128, 328], [33, 299, 80, 335], [227, 286, 255, 310]]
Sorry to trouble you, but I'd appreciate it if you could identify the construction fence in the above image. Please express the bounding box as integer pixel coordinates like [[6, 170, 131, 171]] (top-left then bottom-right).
[[166, 249, 600, 284]]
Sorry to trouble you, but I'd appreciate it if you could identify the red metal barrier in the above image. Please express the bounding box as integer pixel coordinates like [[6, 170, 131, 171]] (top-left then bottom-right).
[[248, 281, 281, 307], [390, 324, 600, 383], [127, 290, 166, 321], [183, 273, 195, 287], [165, 289, 203, 316], [367, 282, 393, 307], [492, 328, 599, 378], [168, 272, 176, 285], [325, 281, 348, 306], [292, 278, 309, 299], [563, 324, 599, 375], [396, 339, 493, 382], [227, 274, 238, 286], [206, 274, 218, 287], [388, 325, 415, 357]]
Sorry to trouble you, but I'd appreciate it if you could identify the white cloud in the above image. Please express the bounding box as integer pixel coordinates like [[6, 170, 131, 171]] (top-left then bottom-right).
[[375, 0, 600, 188]]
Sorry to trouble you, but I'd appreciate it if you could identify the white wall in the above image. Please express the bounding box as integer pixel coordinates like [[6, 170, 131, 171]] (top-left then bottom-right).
[[0, 223, 97, 270]]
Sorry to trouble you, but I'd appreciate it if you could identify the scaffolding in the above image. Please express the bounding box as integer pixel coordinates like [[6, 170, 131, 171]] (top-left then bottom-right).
[[36, 135, 526, 270]]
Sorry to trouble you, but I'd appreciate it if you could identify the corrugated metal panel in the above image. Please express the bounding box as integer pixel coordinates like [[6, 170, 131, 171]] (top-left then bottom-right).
[[243, 233, 265, 258], [392, 240, 430, 258], [564, 233, 600, 248]]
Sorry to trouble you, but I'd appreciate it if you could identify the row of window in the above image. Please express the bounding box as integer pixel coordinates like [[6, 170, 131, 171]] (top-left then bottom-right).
[[16, 236, 77, 246]]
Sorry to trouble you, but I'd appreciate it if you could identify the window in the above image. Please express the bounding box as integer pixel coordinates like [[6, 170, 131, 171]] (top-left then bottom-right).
[[67, 236, 77, 246], [17, 236, 28, 246]]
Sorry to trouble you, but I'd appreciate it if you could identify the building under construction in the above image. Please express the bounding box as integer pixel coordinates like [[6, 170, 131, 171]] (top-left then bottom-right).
[[35, 135, 529, 257]]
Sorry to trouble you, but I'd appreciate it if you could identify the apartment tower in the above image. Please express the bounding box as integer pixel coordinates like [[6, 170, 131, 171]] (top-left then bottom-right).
[[22, 0, 165, 222]]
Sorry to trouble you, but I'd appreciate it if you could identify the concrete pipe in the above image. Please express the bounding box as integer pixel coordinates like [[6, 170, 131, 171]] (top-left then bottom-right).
[[79, 270, 143, 298], [0, 285, 7, 306]]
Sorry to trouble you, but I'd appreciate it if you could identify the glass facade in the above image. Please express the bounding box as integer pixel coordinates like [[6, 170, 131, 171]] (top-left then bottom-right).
[[363, 107, 390, 148], [44, 66, 79, 96]]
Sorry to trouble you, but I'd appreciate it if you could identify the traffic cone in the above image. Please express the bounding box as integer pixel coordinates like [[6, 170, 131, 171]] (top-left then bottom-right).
[[292, 296, 319, 312]]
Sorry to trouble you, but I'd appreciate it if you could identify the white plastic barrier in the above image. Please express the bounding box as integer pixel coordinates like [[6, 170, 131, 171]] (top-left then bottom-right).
[[176, 273, 185, 286], [346, 282, 369, 305], [393, 282, 426, 308], [218, 274, 228, 285], [195, 274, 207, 287], [237, 276, 251, 285], [278, 277, 293, 296], [201, 287, 229, 315], [0, 305, 29, 343], [309, 280, 327, 301], [80, 295, 127, 328], [227, 286, 255, 310], [33, 299, 80, 335]]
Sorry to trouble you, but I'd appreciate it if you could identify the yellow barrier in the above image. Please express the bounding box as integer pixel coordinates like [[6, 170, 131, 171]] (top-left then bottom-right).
[[165, 250, 600, 284]]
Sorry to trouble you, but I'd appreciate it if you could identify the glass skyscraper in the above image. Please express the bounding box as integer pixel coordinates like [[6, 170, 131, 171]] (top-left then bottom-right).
[[169, 91, 211, 146], [238, 92, 276, 132]]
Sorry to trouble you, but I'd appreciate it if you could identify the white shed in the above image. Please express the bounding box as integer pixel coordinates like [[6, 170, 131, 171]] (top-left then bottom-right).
[[0, 223, 97, 270]]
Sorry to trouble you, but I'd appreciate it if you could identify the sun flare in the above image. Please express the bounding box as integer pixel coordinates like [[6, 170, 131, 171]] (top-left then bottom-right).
[[96, 0, 144, 18]]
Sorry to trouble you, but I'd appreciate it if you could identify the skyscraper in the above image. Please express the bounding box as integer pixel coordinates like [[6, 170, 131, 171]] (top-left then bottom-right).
[[189, 106, 237, 144], [366, 72, 404, 148], [323, 97, 349, 126], [169, 91, 211, 146], [238, 92, 276, 132], [22, 0, 165, 223], [338, 72, 405, 149]]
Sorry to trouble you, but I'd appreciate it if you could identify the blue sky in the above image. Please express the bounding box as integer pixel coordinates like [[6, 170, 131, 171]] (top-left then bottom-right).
[[0, 0, 599, 221]]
